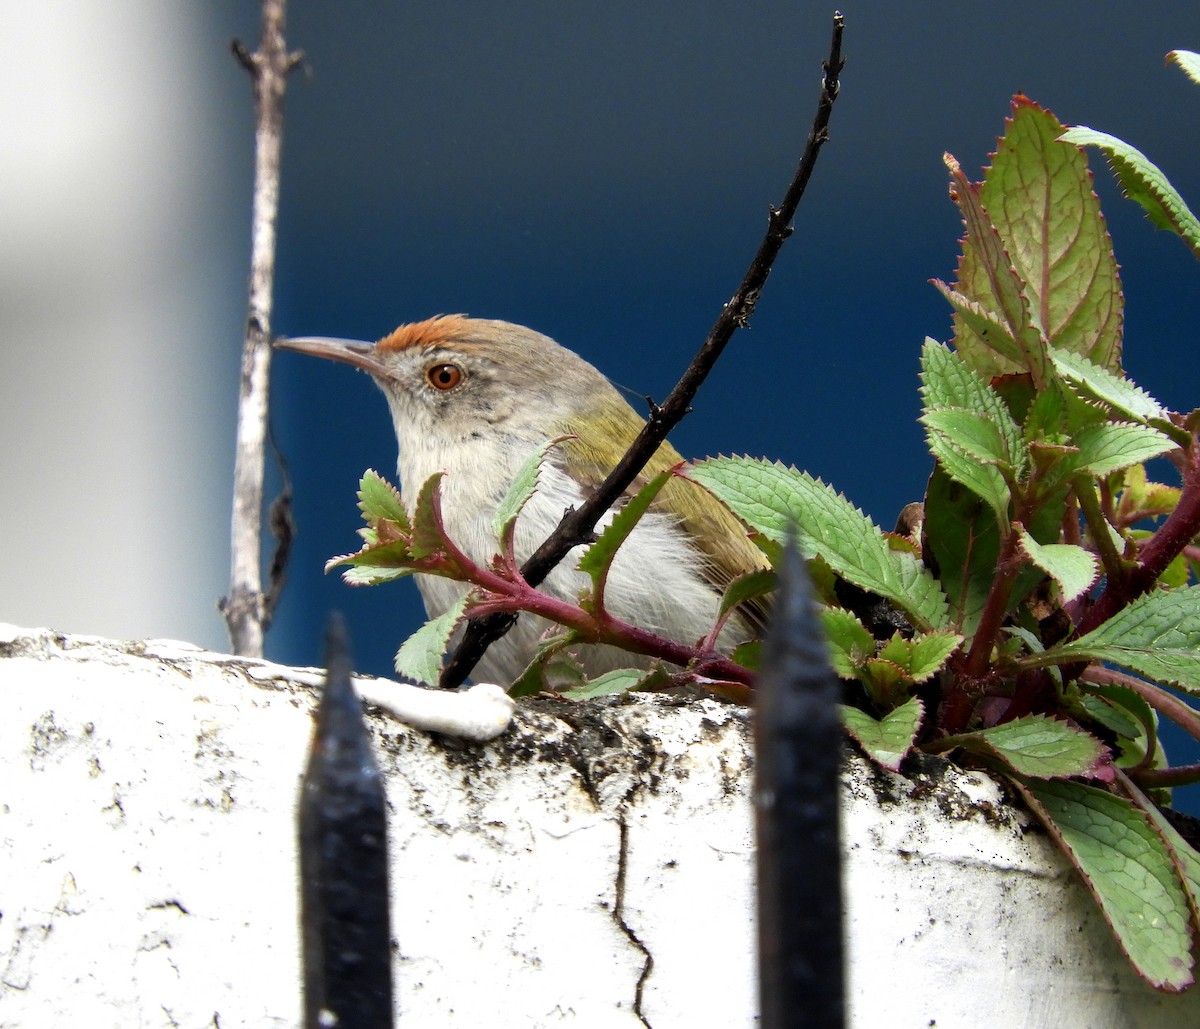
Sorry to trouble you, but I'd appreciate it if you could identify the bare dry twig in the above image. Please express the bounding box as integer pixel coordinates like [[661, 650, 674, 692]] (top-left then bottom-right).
[[222, 0, 304, 657], [440, 12, 847, 687]]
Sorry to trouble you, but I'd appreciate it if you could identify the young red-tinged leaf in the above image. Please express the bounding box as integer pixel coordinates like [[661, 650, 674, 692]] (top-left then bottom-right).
[[942, 715, 1111, 780], [560, 665, 670, 701], [944, 150, 1050, 385], [842, 697, 923, 772], [1016, 778, 1194, 991], [983, 99, 1123, 372], [393, 595, 471, 686], [930, 282, 1024, 368], [357, 468, 410, 530], [1039, 587, 1200, 693], [326, 531, 418, 579], [1017, 531, 1099, 604], [1117, 465, 1180, 524], [1059, 125, 1200, 262], [859, 658, 909, 709], [1169, 49, 1200, 85], [688, 457, 949, 632], [409, 472, 451, 560]]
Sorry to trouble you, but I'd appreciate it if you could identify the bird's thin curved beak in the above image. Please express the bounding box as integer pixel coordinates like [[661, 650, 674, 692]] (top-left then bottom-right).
[[274, 336, 390, 378]]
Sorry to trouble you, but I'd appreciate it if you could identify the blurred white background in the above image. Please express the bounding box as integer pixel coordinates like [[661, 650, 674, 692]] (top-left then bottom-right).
[[0, 4, 247, 650]]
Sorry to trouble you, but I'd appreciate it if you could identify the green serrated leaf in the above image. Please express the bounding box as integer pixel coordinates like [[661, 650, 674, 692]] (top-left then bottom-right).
[[717, 568, 775, 622], [1042, 587, 1200, 692], [559, 665, 670, 701], [1019, 778, 1194, 990], [922, 408, 1021, 474], [340, 562, 415, 586], [506, 637, 587, 698], [688, 458, 949, 631], [393, 595, 470, 686], [1078, 681, 1159, 769], [1168, 49, 1200, 86], [919, 340, 1016, 517], [1059, 125, 1200, 262], [578, 468, 673, 590], [357, 469, 410, 530], [925, 438, 1011, 521], [1138, 797, 1200, 934], [920, 340, 1024, 439], [841, 697, 924, 772], [1049, 346, 1166, 423], [1077, 693, 1141, 744], [491, 438, 563, 547], [822, 607, 876, 679], [1072, 422, 1177, 477], [729, 640, 761, 671], [951, 715, 1109, 779], [906, 631, 965, 682], [923, 465, 1000, 633], [1017, 531, 1098, 604]]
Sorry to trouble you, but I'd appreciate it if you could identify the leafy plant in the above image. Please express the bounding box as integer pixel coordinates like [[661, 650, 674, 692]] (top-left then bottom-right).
[[330, 54, 1200, 990]]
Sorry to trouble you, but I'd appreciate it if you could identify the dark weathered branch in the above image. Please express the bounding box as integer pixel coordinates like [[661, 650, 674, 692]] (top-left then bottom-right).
[[441, 12, 846, 687], [221, 0, 304, 657]]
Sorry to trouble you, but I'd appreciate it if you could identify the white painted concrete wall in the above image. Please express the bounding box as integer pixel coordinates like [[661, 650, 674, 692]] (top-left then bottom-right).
[[1, 624, 1197, 1027]]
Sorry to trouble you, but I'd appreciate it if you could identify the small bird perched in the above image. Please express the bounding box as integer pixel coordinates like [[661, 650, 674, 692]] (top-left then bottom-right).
[[277, 315, 768, 684]]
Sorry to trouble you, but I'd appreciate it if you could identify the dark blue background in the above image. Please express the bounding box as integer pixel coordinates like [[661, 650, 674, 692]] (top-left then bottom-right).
[[254, 5, 1200, 794]]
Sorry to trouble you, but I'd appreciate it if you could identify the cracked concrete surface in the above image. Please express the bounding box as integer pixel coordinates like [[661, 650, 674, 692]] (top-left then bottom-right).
[[2, 624, 1200, 1027]]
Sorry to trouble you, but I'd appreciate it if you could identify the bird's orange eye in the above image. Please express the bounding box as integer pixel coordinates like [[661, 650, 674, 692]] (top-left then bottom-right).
[[426, 362, 464, 391]]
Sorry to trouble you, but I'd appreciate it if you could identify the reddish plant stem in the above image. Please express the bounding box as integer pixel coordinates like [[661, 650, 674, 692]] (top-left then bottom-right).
[[458, 562, 755, 685], [962, 523, 1025, 678], [1084, 665, 1200, 745], [1074, 439, 1200, 638], [1128, 762, 1200, 789], [425, 490, 754, 684]]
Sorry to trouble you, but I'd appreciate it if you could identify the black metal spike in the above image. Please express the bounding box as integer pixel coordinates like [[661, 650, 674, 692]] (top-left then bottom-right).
[[300, 613, 394, 1027], [755, 537, 845, 1028]]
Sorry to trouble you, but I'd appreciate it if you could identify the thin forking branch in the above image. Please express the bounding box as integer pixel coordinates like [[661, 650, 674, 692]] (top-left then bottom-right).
[[222, 0, 303, 657], [440, 11, 847, 687]]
